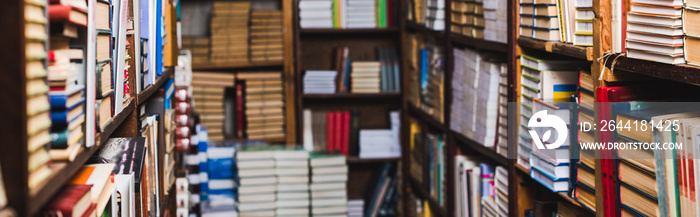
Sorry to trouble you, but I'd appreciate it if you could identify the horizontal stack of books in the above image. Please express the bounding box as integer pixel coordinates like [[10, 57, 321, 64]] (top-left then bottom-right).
[[192, 72, 234, 141], [496, 63, 508, 157], [181, 37, 209, 65], [625, 0, 683, 64], [209, 1, 250, 64], [238, 72, 286, 141], [483, 0, 507, 43], [250, 10, 284, 63], [298, 0, 333, 28], [310, 154, 348, 216], [350, 61, 381, 93], [426, 0, 446, 31], [238, 147, 277, 216], [274, 149, 310, 216], [519, 0, 560, 41], [303, 70, 337, 94], [47, 51, 85, 162]]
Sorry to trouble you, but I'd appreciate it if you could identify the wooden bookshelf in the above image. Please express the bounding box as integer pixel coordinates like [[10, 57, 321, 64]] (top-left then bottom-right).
[[407, 176, 447, 217], [191, 61, 284, 71], [605, 53, 700, 86], [405, 22, 445, 40], [449, 34, 509, 53], [405, 103, 447, 132], [517, 37, 594, 61], [453, 133, 509, 166], [299, 28, 400, 35], [137, 67, 175, 105], [27, 100, 135, 215], [346, 156, 400, 164]]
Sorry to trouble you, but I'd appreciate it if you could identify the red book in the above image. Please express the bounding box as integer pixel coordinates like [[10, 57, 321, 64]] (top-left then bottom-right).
[[81, 203, 96, 217], [47, 184, 93, 217], [335, 112, 343, 152], [48, 4, 88, 27], [341, 111, 350, 156], [326, 111, 335, 151], [236, 84, 245, 139]]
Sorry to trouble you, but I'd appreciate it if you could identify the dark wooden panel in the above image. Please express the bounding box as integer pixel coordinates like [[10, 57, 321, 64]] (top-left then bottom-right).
[[299, 36, 400, 71], [346, 156, 400, 164], [303, 102, 400, 129], [347, 164, 380, 199], [192, 61, 284, 71]]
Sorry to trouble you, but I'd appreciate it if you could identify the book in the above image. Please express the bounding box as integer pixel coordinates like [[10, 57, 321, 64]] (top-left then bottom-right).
[[48, 4, 87, 26], [47, 184, 93, 217]]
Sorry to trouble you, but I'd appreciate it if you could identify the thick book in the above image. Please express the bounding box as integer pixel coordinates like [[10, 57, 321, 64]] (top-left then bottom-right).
[[47, 184, 93, 217], [48, 4, 87, 26]]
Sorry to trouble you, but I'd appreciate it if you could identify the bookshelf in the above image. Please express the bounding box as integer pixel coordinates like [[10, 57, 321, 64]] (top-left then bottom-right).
[[137, 67, 175, 105], [518, 37, 594, 61], [604, 53, 700, 85]]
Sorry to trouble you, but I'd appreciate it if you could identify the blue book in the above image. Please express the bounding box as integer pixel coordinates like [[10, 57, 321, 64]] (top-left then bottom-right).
[[155, 0, 163, 76], [529, 152, 569, 180], [50, 102, 85, 126], [164, 78, 174, 110], [420, 49, 428, 91], [531, 166, 569, 192], [49, 86, 85, 110], [391, 49, 400, 92], [364, 162, 392, 217], [479, 163, 494, 198]]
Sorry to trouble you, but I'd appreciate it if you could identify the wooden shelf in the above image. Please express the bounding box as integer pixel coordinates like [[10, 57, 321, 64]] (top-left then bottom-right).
[[405, 22, 444, 39], [300, 28, 399, 35], [27, 100, 135, 215], [453, 133, 508, 166], [517, 37, 593, 61], [405, 103, 447, 132], [449, 34, 509, 53], [191, 61, 284, 71], [137, 67, 174, 105], [302, 92, 401, 100], [605, 53, 700, 86], [514, 160, 592, 213], [407, 176, 447, 217], [346, 156, 400, 164]]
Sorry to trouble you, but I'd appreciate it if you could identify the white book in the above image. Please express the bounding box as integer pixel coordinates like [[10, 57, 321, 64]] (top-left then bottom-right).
[[237, 151, 275, 161], [310, 156, 346, 167], [530, 167, 568, 192], [300, 11, 333, 19], [85, 0, 97, 148], [529, 152, 569, 179], [278, 176, 310, 184], [312, 174, 348, 183], [312, 166, 348, 175], [312, 198, 348, 207], [299, 0, 332, 9], [239, 185, 277, 195], [240, 177, 278, 186], [239, 168, 276, 178], [239, 193, 276, 203], [311, 190, 347, 198], [277, 192, 310, 200], [303, 109, 313, 151], [238, 202, 276, 212], [276, 167, 309, 176], [239, 210, 275, 217], [274, 150, 310, 160], [277, 183, 309, 192], [276, 160, 309, 168], [310, 182, 346, 191], [276, 199, 310, 208], [276, 208, 310, 216], [209, 179, 235, 190], [237, 160, 275, 169]]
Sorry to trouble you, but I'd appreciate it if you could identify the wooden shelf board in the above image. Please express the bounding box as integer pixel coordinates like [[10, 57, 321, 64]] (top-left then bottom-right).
[[407, 176, 447, 217], [405, 103, 447, 132], [346, 156, 400, 164], [300, 28, 399, 34], [405, 22, 445, 39], [449, 34, 509, 53], [27, 100, 135, 215], [453, 133, 508, 166], [605, 53, 700, 86], [192, 61, 284, 71], [137, 67, 174, 105], [517, 37, 593, 61], [302, 92, 401, 99], [514, 162, 590, 212]]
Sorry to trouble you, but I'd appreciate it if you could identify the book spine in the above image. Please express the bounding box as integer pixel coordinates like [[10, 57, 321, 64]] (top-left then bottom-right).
[[335, 111, 342, 152], [236, 83, 245, 138], [342, 111, 350, 156], [327, 111, 335, 151]]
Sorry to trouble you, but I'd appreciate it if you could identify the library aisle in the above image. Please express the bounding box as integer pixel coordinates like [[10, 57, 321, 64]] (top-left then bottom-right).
[[3, 0, 700, 216]]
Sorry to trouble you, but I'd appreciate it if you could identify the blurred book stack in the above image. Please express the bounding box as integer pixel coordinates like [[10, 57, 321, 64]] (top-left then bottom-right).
[[346, 0, 377, 28], [421, 46, 445, 123], [181, 37, 210, 65], [472, 0, 485, 38], [426, 0, 446, 31], [26, 0, 52, 191], [496, 60, 508, 157], [348, 200, 364, 217], [483, 0, 507, 43], [310, 154, 348, 216], [204, 144, 237, 213], [298, 0, 333, 28], [47, 50, 85, 162], [519, 0, 560, 41], [237, 72, 286, 141], [303, 70, 337, 94], [274, 149, 311, 216], [192, 72, 234, 141], [209, 1, 250, 64], [625, 0, 683, 64], [237, 147, 277, 216], [450, 0, 473, 36], [350, 61, 381, 93], [250, 10, 284, 63]]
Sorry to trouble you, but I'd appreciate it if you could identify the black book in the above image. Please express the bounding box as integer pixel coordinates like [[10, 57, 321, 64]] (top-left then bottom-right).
[[88, 137, 147, 191]]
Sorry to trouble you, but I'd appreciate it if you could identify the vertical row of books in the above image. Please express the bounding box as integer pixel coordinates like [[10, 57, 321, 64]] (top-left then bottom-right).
[[519, 0, 560, 42], [303, 110, 356, 155], [454, 156, 509, 216], [297, 0, 397, 29], [185, 127, 205, 215], [483, 0, 507, 43], [192, 72, 234, 142], [237, 72, 286, 141], [450, 47, 506, 148], [249, 10, 284, 63], [408, 118, 446, 206], [363, 162, 400, 216], [623, 0, 685, 64], [407, 34, 445, 123], [209, 1, 250, 65], [450, 0, 485, 38], [95, 0, 114, 133], [571, 68, 596, 212], [572, 0, 593, 46], [26, 0, 52, 191]]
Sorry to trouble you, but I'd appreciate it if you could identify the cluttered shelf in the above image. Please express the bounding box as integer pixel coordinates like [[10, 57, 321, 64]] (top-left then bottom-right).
[[405, 22, 445, 39], [299, 28, 399, 35], [407, 176, 447, 217], [604, 53, 700, 86], [405, 103, 446, 132], [302, 93, 401, 100], [517, 37, 593, 61], [27, 100, 136, 215], [452, 133, 508, 166], [346, 156, 400, 164], [191, 61, 284, 71], [137, 67, 175, 105], [449, 34, 509, 53]]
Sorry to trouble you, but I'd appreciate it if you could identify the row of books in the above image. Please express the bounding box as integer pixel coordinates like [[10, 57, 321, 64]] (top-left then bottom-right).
[[409, 118, 446, 206], [407, 0, 446, 30], [298, 0, 398, 29], [450, 47, 508, 151], [454, 156, 508, 217], [450, 0, 486, 39], [407, 33, 445, 123], [518, 0, 593, 46]]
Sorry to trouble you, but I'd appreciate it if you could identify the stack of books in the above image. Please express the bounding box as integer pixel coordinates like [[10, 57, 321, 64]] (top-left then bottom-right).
[[310, 154, 348, 216], [47, 51, 85, 162], [346, 0, 376, 28], [237, 72, 286, 141], [449, 0, 469, 35], [237, 147, 277, 216], [408, 0, 425, 25], [181, 36, 210, 65], [377, 47, 401, 92], [209, 1, 250, 64], [350, 61, 381, 93], [358, 111, 401, 159], [519, 0, 560, 41], [496, 62, 508, 157], [250, 10, 284, 63], [625, 0, 684, 64], [303, 70, 337, 94], [684, 3, 700, 65], [494, 166, 509, 216], [518, 54, 583, 169], [348, 200, 364, 217], [192, 72, 234, 141], [472, 0, 485, 38], [298, 0, 333, 28], [483, 0, 507, 43], [26, 0, 52, 192], [426, 0, 446, 31], [573, 0, 593, 46], [206, 144, 237, 211], [572, 68, 596, 212], [274, 149, 311, 216]]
